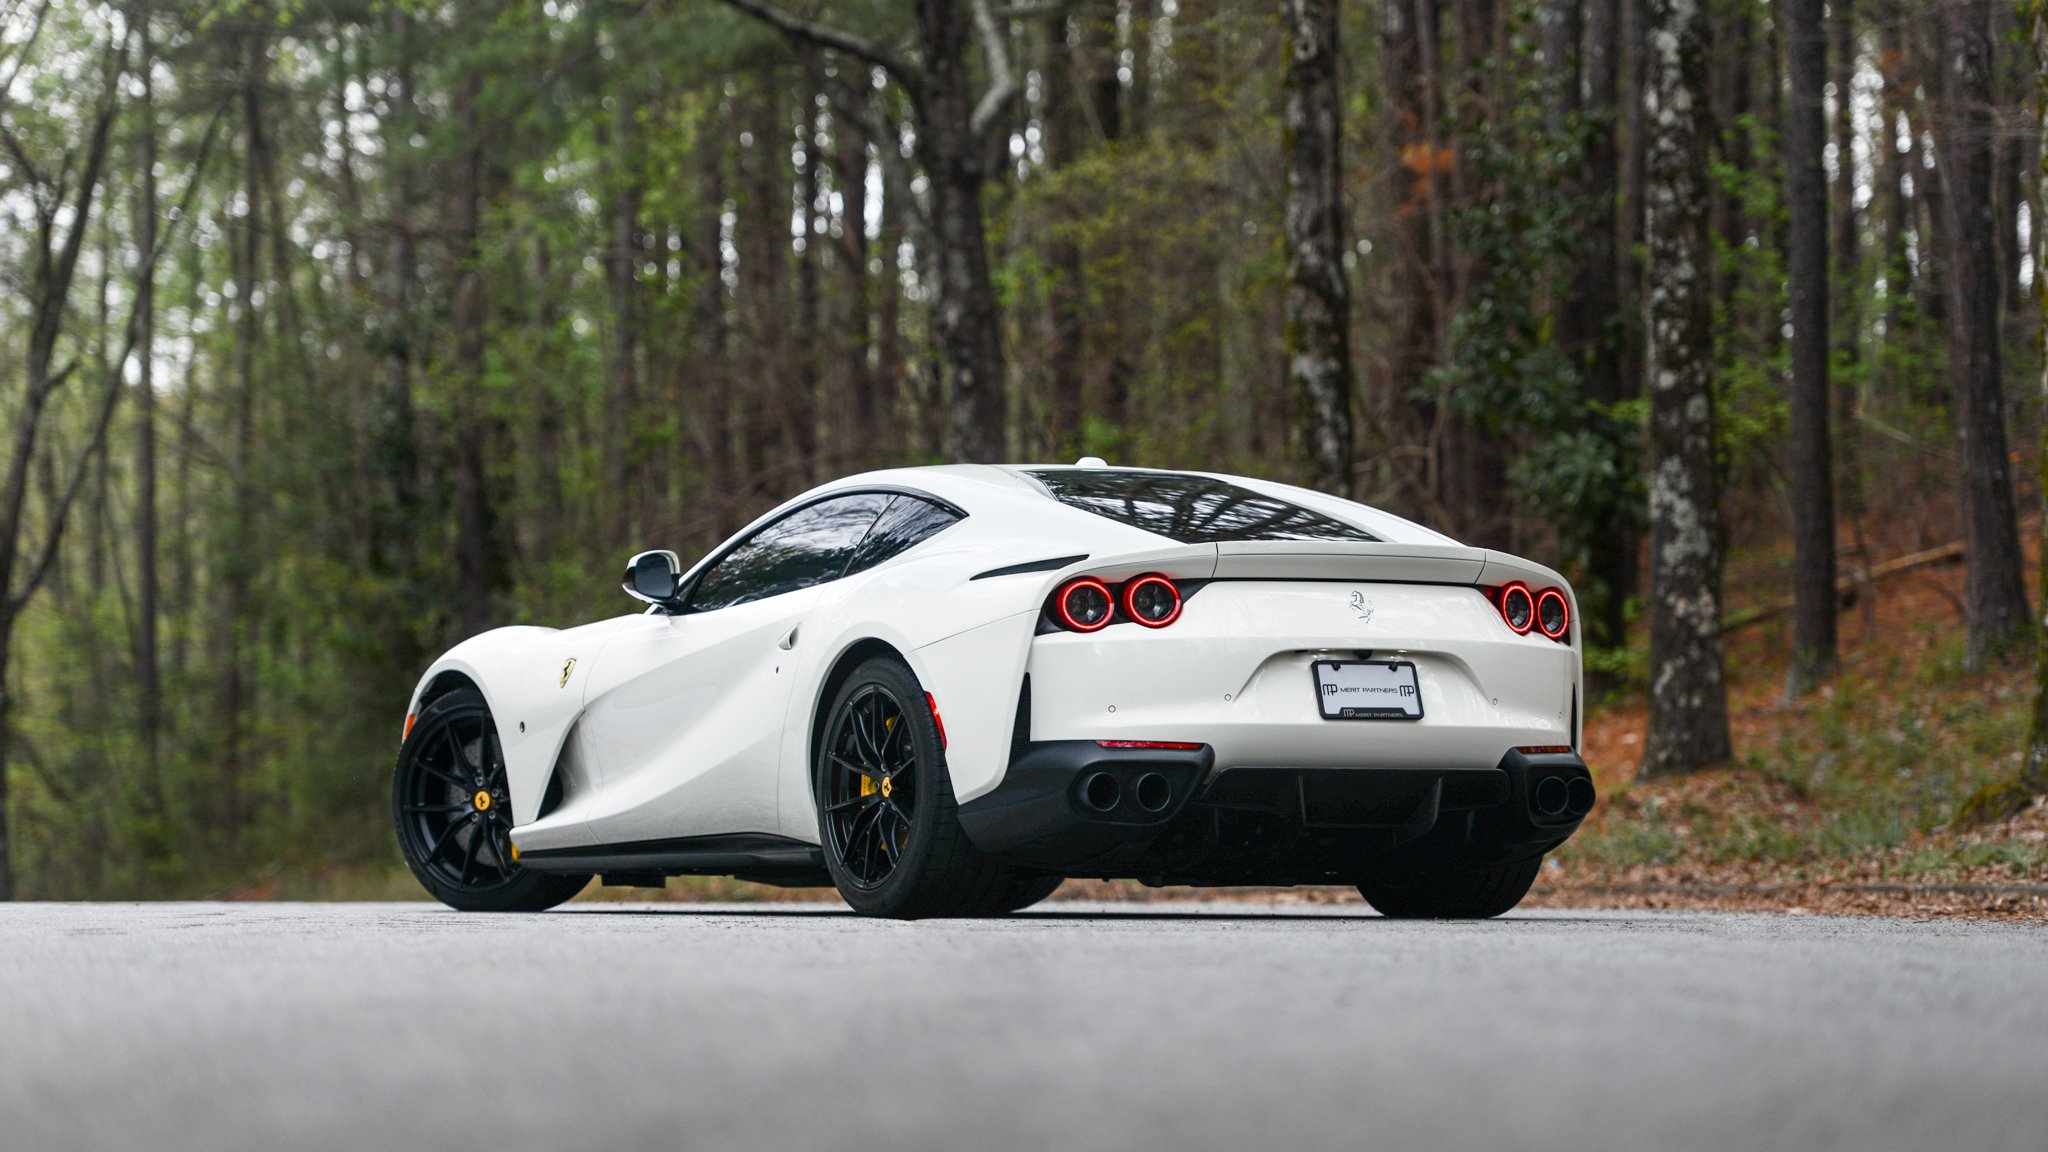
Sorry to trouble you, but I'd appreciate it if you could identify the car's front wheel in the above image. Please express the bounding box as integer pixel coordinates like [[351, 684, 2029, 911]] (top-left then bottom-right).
[[1356, 855, 1543, 919], [814, 656, 1035, 918], [393, 687, 589, 912]]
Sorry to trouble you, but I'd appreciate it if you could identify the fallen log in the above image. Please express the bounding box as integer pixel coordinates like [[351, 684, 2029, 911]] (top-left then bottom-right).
[[1722, 540, 1964, 633]]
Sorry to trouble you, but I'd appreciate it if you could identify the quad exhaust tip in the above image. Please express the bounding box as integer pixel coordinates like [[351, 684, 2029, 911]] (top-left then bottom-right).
[[1566, 776, 1596, 817], [1079, 772, 1121, 813], [1532, 774, 1596, 819], [1132, 772, 1172, 813]]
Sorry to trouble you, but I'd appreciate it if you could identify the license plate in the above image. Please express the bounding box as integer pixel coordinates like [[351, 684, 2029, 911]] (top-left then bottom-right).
[[1312, 660, 1424, 720]]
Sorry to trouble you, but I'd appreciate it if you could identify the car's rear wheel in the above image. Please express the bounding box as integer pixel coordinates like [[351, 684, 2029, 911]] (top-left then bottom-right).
[[393, 687, 589, 912], [815, 656, 1032, 918], [1356, 855, 1543, 919]]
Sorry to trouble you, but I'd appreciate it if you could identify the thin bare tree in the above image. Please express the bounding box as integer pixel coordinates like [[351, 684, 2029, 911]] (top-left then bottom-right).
[[1784, 0, 1837, 695], [1935, 0, 2031, 667], [718, 0, 1021, 462]]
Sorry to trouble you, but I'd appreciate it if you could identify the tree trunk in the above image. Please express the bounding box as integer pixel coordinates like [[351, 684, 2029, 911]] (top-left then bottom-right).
[[135, 13, 162, 813], [830, 86, 877, 470], [607, 83, 644, 542], [793, 76, 823, 481], [1617, 0, 1647, 413], [1877, 2, 1912, 341], [1444, 0, 1508, 545], [452, 71, 499, 640], [373, 9, 420, 586], [2024, 2, 2048, 793], [1911, 20, 1951, 333], [1784, 0, 1837, 695], [0, 631, 14, 899], [1936, 0, 2031, 665], [221, 25, 269, 835], [1639, 0, 1732, 777], [1831, 0, 1867, 621], [1571, 0, 1635, 658], [1710, 0, 1754, 296], [917, 0, 1010, 462], [1381, 0, 1439, 510], [1042, 7, 1091, 458], [1281, 0, 1356, 498]]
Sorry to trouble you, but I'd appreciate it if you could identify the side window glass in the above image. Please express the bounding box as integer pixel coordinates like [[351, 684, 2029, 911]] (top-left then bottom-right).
[[846, 496, 963, 575], [687, 494, 891, 611]]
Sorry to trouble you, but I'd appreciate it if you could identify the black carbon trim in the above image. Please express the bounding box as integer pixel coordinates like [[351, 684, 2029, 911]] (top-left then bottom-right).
[[970, 554, 1090, 580], [518, 833, 826, 882]]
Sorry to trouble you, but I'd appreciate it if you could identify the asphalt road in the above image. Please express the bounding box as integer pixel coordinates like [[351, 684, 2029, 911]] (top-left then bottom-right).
[[2, 902, 2043, 1152]]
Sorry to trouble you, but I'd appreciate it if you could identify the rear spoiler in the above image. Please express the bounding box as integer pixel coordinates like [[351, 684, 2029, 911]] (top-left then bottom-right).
[[1057, 540, 1573, 605]]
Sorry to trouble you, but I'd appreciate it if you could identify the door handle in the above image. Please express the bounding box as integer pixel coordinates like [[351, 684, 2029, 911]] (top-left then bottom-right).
[[777, 625, 800, 650]]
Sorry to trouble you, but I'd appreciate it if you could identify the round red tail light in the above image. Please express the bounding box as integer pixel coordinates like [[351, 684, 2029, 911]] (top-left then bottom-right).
[[1054, 577, 1114, 632], [1535, 588, 1570, 640], [1498, 582, 1535, 634], [1122, 574, 1182, 627]]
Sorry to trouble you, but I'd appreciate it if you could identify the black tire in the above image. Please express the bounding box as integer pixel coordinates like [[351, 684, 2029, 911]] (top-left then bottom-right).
[[1356, 855, 1543, 919], [813, 656, 1027, 918], [393, 687, 589, 912]]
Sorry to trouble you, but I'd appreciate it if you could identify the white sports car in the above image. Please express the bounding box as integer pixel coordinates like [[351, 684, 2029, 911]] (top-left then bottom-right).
[[393, 462, 1594, 918]]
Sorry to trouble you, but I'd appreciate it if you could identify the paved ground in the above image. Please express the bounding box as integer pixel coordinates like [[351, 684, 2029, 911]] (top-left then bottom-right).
[[2, 902, 2043, 1152]]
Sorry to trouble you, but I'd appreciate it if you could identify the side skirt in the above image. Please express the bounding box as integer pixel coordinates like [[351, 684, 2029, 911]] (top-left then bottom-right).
[[518, 833, 832, 888]]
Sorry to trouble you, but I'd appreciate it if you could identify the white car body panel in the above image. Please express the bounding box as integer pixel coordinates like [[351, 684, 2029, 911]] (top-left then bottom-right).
[[398, 463, 1586, 859]]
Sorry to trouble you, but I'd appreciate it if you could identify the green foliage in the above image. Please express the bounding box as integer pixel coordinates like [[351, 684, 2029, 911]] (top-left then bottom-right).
[[1565, 642, 2036, 875], [1422, 2, 1642, 615]]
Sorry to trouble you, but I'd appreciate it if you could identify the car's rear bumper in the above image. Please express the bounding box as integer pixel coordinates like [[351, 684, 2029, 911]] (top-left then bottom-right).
[[1021, 580, 1582, 768], [957, 743, 1594, 883]]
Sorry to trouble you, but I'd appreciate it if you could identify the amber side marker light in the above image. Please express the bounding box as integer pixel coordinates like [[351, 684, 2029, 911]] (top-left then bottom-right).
[[402, 712, 417, 741]]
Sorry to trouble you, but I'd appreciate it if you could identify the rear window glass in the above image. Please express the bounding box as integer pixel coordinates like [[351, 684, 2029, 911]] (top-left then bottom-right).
[[1024, 470, 1378, 544]]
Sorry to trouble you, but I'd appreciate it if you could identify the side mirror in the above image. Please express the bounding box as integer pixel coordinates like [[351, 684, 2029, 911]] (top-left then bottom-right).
[[621, 550, 683, 608]]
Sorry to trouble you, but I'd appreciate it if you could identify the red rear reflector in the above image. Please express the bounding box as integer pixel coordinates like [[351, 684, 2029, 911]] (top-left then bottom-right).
[[403, 712, 417, 741], [1095, 740, 1203, 750], [926, 692, 947, 749], [1516, 745, 1573, 755]]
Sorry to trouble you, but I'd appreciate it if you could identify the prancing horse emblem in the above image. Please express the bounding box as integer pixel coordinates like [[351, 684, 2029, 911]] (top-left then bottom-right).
[[559, 657, 577, 688], [1349, 591, 1374, 624]]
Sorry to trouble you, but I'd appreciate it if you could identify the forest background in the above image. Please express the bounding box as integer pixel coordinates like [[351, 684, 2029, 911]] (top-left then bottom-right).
[[1, 0, 2043, 903]]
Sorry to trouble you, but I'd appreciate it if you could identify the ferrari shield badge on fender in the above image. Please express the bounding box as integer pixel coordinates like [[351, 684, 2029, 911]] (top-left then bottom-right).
[[559, 657, 576, 688]]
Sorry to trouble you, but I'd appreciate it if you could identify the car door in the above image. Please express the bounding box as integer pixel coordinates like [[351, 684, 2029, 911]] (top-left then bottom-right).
[[576, 493, 893, 846]]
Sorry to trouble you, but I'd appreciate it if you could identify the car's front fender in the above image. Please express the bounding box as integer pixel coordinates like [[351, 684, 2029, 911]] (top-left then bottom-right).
[[404, 618, 640, 825]]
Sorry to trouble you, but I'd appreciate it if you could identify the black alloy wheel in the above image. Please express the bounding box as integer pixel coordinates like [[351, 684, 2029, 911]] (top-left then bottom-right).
[[821, 683, 920, 889], [813, 656, 1041, 918], [393, 687, 588, 912]]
